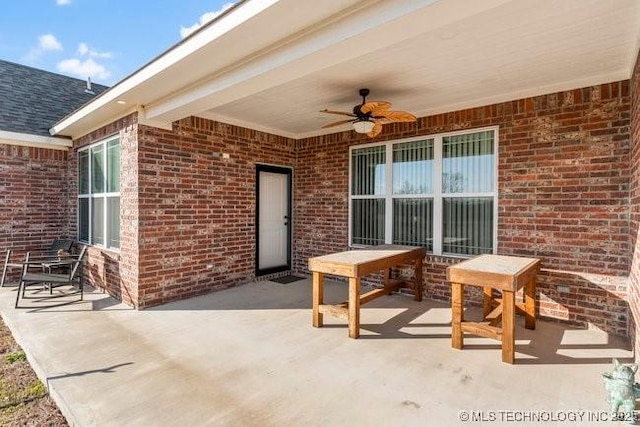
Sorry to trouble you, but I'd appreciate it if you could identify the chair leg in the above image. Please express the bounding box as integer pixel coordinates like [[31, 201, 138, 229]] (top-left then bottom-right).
[[1, 264, 7, 288], [15, 252, 30, 309], [1, 249, 10, 288], [14, 280, 22, 308]]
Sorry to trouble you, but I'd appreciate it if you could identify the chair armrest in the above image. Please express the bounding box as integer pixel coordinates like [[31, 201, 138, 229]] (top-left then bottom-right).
[[20, 260, 76, 270]]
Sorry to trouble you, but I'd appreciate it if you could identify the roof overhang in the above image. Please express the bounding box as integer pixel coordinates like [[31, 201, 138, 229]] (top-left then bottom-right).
[[0, 130, 72, 150], [51, 0, 640, 140]]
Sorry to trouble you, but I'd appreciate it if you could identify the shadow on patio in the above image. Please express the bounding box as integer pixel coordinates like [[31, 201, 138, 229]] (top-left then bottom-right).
[[149, 278, 631, 366], [0, 278, 634, 426]]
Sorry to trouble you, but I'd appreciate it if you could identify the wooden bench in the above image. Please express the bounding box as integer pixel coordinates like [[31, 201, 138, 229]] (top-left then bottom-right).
[[309, 245, 425, 339], [447, 254, 540, 364]]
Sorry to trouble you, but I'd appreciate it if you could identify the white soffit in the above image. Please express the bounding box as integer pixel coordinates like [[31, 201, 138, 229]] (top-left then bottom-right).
[[206, 0, 640, 138], [0, 130, 72, 150], [50, 0, 369, 138], [51, 0, 640, 140]]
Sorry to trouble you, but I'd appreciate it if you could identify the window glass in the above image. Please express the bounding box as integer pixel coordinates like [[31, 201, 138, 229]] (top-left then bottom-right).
[[393, 139, 433, 194], [107, 139, 120, 193], [442, 131, 494, 193], [78, 137, 120, 249], [107, 197, 120, 248], [443, 197, 493, 255], [91, 145, 105, 193], [91, 197, 104, 245], [393, 198, 433, 249], [351, 199, 385, 245], [78, 198, 89, 242], [78, 151, 89, 194], [349, 129, 496, 254], [351, 146, 386, 196]]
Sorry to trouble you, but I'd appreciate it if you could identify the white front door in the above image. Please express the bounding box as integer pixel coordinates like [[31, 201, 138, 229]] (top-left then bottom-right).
[[257, 167, 291, 273]]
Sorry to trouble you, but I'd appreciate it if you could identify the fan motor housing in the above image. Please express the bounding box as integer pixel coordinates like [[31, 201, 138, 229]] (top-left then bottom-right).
[[354, 88, 371, 118], [353, 105, 370, 118]]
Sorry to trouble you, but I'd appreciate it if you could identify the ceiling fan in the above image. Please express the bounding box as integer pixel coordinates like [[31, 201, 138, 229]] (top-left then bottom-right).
[[320, 88, 416, 138]]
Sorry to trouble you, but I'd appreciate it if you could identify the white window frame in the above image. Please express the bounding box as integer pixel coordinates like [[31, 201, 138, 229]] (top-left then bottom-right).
[[77, 135, 120, 251], [348, 126, 499, 256]]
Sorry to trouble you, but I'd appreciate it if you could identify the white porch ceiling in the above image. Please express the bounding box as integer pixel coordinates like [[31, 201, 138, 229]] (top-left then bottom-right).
[[52, 0, 640, 140]]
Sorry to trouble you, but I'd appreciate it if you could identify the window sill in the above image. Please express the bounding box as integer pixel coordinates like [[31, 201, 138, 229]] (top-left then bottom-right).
[[78, 242, 121, 256], [348, 244, 492, 261]]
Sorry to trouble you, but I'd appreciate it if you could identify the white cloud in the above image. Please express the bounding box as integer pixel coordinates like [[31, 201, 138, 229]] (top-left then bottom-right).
[[39, 34, 63, 51], [56, 0, 71, 5], [23, 33, 63, 63], [180, 2, 235, 38], [57, 58, 111, 80], [78, 42, 88, 55], [77, 42, 113, 59]]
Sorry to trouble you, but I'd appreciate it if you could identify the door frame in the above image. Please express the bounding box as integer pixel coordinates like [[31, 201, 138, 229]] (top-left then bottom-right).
[[255, 164, 293, 276]]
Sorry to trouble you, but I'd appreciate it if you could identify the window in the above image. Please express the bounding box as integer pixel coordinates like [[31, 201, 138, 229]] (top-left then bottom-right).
[[78, 137, 120, 249], [349, 128, 497, 256]]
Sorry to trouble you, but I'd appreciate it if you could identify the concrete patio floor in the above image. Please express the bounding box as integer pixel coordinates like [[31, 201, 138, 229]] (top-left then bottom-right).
[[0, 278, 634, 426]]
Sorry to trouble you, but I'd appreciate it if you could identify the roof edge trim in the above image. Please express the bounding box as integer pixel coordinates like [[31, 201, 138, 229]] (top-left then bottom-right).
[[50, 0, 276, 137], [0, 130, 72, 151]]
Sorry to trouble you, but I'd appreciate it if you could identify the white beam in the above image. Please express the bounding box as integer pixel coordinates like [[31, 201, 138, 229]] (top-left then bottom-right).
[[50, 0, 280, 136], [0, 130, 72, 150], [145, 0, 513, 123]]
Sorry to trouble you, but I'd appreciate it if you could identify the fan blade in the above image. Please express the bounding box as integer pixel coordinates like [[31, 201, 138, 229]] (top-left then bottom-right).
[[376, 110, 417, 123], [367, 122, 383, 138], [360, 101, 391, 116], [322, 119, 354, 129], [320, 109, 356, 117]]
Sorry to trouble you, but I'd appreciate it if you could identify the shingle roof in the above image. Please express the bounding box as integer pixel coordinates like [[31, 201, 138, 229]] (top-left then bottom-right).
[[0, 59, 109, 137]]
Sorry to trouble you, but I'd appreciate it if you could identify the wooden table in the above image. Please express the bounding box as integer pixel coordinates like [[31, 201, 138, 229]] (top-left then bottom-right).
[[446, 254, 540, 364], [309, 245, 426, 339]]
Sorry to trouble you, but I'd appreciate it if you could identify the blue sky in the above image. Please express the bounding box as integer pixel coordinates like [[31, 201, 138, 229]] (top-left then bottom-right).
[[0, 0, 235, 86]]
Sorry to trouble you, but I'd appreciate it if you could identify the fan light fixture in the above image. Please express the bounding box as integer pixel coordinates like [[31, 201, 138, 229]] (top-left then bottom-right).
[[353, 120, 375, 134], [320, 88, 416, 138]]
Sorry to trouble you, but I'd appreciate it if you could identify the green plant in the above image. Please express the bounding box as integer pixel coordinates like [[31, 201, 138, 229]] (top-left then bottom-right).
[[3, 351, 25, 364]]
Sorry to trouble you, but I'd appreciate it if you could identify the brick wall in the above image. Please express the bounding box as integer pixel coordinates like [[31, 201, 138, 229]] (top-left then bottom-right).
[[295, 81, 631, 336], [68, 115, 296, 308], [629, 48, 640, 357], [135, 117, 295, 307], [70, 113, 139, 306], [0, 144, 71, 263], [68, 80, 632, 337]]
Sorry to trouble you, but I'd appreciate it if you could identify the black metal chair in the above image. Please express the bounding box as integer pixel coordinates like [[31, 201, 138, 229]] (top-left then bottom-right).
[[1, 249, 23, 288], [15, 245, 87, 308], [30, 239, 74, 261], [2, 239, 75, 288]]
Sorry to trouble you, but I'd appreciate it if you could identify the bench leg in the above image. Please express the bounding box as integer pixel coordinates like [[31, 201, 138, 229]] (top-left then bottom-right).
[[414, 258, 423, 302], [524, 275, 536, 330], [451, 282, 464, 350], [483, 286, 493, 318], [502, 290, 515, 364], [348, 277, 360, 339], [383, 269, 392, 295], [312, 271, 324, 328]]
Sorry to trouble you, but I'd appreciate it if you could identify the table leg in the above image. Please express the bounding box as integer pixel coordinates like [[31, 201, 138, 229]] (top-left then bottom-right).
[[414, 257, 423, 302], [348, 277, 360, 339], [502, 290, 515, 364], [312, 271, 324, 328], [451, 282, 464, 350], [524, 274, 536, 330], [483, 286, 493, 318]]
